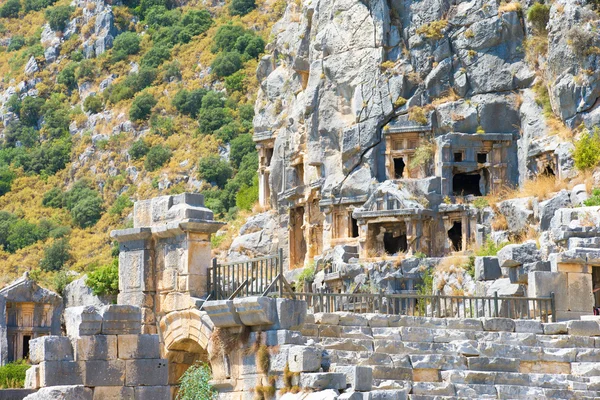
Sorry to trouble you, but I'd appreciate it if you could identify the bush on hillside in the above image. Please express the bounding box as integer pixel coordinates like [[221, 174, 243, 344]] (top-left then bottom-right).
[[229, 134, 255, 168], [527, 3, 550, 33], [0, 167, 15, 196], [84, 95, 103, 114], [150, 115, 174, 137], [7, 35, 24, 52], [180, 9, 213, 37], [198, 107, 232, 134], [76, 60, 96, 82], [24, 0, 54, 12], [86, 259, 119, 296], [212, 51, 243, 77], [57, 62, 77, 89], [197, 156, 232, 188], [40, 239, 71, 271], [140, 44, 170, 68], [212, 24, 247, 53], [144, 144, 171, 171], [20, 97, 45, 127], [172, 89, 206, 118], [583, 188, 600, 207], [128, 139, 149, 160], [3, 123, 39, 148], [130, 93, 157, 121], [0, 0, 21, 18], [573, 128, 600, 170], [71, 195, 104, 228], [229, 0, 255, 16], [45, 6, 74, 32], [109, 194, 133, 216], [113, 31, 141, 55]]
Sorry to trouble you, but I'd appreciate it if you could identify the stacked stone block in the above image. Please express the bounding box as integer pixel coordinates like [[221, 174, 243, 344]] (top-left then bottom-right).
[[24, 305, 170, 400]]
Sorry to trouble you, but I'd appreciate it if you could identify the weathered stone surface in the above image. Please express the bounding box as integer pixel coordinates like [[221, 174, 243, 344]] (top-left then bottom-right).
[[332, 365, 373, 391], [64, 276, 115, 308], [514, 320, 543, 334], [75, 335, 117, 361], [289, 346, 322, 373], [300, 372, 346, 390], [99, 305, 142, 335], [65, 306, 102, 339], [83, 360, 125, 386], [117, 335, 160, 360], [91, 386, 134, 400], [202, 300, 242, 328], [29, 336, 73, 363], [38, 361, 84, 386], [475, 257, 501, 281], [233, 296, 276, 326], [567, 320, 600, 337], [467, 357, 520, 372], [481, 318, 515, 332], [133, 386, 171, 400], [23, 385, 92, 400], [497, 242, 540, 268], [124, 359, 169, 386]]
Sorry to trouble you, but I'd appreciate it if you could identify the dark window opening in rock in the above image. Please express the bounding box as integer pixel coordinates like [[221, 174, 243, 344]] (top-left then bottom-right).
[[384, 232, 407, 254], [448, 222, 462, 252], [454, 152, 463, 162], [265, 148, 274, 167], [296, 163, 304, 186], [394, 157, 405, 179], [23, 335, 30, 360], [542, 165, 555, 177], [594, 267, 600, 309], [453, 173, 482, 196], [477, 153, 487, 163], [350, 216, 359, 238]]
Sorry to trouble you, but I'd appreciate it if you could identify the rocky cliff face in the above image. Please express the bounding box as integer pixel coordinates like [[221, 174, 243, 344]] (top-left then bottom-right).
[[249, 0, 600, 269]]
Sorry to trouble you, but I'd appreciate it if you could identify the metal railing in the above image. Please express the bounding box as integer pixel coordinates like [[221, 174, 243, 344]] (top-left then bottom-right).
[[290, 291, 556, 322], [208, 249, 295, 300]]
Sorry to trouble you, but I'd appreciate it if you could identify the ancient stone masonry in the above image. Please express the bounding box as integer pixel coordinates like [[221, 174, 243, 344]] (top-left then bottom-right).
[[0, 274, 62, 365], [110, 193, 224, 334]]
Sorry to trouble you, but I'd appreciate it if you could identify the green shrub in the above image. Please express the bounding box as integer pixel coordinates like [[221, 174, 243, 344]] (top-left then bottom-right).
[[84, 95, 103, 114], [86, 259, 119, 296], [138, 0, 173, 18], [212, 24, 247, 53], [3, 123, 38, 148], [0, 167, 15, 196], [150, 115, 174, 137], [5, 219, 39, 253], [198, 155, 232, 188], [57, 62, 77, 89], [198, 107, 232, 134], [476, 238, 509, 257], [130, 93, 157, 121], [51, 270, 74, 295], [229, 0, 255, 16], [235, 181, 258, 210], [211, 51, 243, 77], [45, 6, 74, 32], [583, 188, 600, 206], [128, 139, 149, 160], [0, 361, 30, 388], [172, 88, 206, 118], [140, 44, 170, 68], [229, 134, 255, 167], [71, 195, 104, 228], [177, 362, 216, 400], [110, 194, 133, 216], [24, 0, 54, 12], [5, 94, 20, 114], [527, 3, 550, 33], [113, 31, 141, 55], [20, 96, 45, 127], [180, 9, 213, 37], [161, 60, 181, 81], [76, 60, 96, 82], [573, 128, 600, 170], [105, 84, 135, 104], [0, 0, 21, 18], [144, 144, 171, 171], [40, 239, 71, 271], [7, 35, 25, 51], [125, 67, 158, 92], [144, 5, 179, 28], [41, 95, 71, 139], [224, 71, 245, 93]]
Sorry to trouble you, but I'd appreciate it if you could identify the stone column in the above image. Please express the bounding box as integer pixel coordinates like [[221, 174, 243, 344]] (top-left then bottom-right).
[[112, 193, 224, 334]]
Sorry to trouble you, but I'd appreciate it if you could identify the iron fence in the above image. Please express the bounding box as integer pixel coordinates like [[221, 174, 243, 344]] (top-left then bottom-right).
[[290, 291, 556, 322]]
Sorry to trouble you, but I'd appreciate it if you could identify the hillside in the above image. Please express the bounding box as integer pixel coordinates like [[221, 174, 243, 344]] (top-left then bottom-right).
[[0, 0, 284, 290]]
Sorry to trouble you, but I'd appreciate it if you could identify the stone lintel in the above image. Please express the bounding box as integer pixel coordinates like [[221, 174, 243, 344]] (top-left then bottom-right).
[[110, 228, 152, 242]]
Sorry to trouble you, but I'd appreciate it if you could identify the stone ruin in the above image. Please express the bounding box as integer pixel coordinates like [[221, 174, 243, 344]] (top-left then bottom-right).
[[7, 192, 600, 399]]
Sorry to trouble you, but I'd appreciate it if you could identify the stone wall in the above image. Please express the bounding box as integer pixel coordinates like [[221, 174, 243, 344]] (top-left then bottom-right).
[[24, 305, 171, 400]]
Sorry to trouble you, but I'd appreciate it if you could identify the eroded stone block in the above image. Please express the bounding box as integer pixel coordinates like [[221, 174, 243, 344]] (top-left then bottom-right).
[[289, 346, 322, 373], [29, 336, 73, 363], [65, 306, 102, 339], [24, 385, 92, 400], [233, 296, 276, 326], [38, 361, 84, 386], [332, 365, 373, 391], [300, 372, 346, 390], [92, 386, 134, 400], [83, 360, 125, 386], [202, 300, 242, 328], [133, 385, 171, 400], [99, 305, 142, 335], [117, 335, 160, 359], [125, 359, 169, 386], [75, 335, 117, 361]]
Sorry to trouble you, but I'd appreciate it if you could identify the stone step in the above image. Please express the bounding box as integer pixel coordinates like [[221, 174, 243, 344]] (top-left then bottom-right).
[[441, 369, 592, 388]]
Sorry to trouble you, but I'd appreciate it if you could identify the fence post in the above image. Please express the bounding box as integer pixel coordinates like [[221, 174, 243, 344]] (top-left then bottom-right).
[[494, 291, 499, 318], [212, 258, 218, 300], [278, 248, 284, 297], [550, 292, 556, 322]]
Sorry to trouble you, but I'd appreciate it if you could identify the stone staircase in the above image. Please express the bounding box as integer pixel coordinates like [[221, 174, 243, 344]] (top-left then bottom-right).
[[294, 314, 600, 399]]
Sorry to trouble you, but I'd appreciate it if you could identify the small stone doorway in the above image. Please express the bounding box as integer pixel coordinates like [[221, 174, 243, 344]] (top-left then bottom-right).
[[290, 207, 307, 268], [448, 222, 462, 251], [453, 173, 482, 196]]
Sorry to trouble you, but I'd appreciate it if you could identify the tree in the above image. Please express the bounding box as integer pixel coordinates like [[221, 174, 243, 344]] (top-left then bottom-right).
[[197, 156, 233, 188], [0, 0, 21, 18], [198, 107, 232, 134], [144, 145, 171, 171], [76, 60, 96, 82], [229, 134, 255, 168], [0, 167, 15, 196], [24, 0, 54, 12], [109, 194, 133, 216], [20, 96, 45, 127], [229, 0, 255, 16], [5, 219, 39, 253], [3, 123, 39, 148], [128, 139, 149, 160], [45, 6, 74, 32], [573, 128, 600, 170], [71, 195, 104, 228], [224, 72, 245, 93], [7, 35, 25, 51], [40, 239, 71, 271], [129, 93, 157, 121], [140, 44, 170, 68], [211, 51, 243, 77], [84, 95, 103, 114], [85, 259, 119, 295], [57, 62, 77, 89], [181, 9, 213, 37], [42, 187, 64, 208], [113, 31, 141, 55], [172, 89, 206, 118], [212, 24, 246, 53]]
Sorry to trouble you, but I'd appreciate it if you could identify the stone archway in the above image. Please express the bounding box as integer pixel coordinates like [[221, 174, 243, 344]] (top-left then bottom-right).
[[160, 309, 214, 387]]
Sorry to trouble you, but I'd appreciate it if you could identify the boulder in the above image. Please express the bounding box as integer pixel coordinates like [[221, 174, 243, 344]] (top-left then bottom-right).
[[498, 197, 535, 233], [63, 276, 115, 308], [497, 241, 540, 268], [474, 257, 501, 281], [538, 190, 571, 231]]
